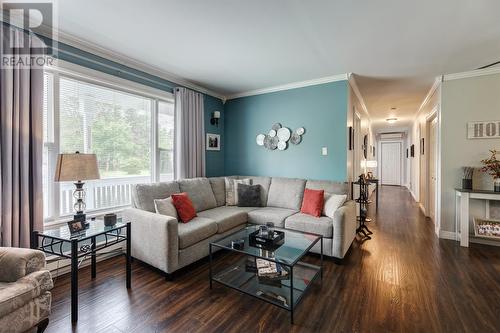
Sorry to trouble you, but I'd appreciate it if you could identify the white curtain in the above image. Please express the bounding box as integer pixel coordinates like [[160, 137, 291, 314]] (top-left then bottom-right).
[[174, 87, 205, 179]]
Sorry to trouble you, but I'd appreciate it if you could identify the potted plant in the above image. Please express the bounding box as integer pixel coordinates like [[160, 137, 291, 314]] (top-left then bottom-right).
[[480, 149, 500, 192]]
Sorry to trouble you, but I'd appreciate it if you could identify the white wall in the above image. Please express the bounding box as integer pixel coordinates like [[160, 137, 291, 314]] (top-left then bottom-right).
[[409, 85, 441, 210], [440, 71, 500, 233], [347, 79, 375, 183]]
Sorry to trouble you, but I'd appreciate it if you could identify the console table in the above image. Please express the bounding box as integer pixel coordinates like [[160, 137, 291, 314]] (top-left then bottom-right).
[[455, 188, 500, 247], [351, 178, 379, 212], [33, 219, 131, 322]]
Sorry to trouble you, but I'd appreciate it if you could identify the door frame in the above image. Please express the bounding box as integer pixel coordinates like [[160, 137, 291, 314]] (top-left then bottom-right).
[[379, 140, 403, 186], [353, 111, 362, 178], [425, 105, 441, 236]]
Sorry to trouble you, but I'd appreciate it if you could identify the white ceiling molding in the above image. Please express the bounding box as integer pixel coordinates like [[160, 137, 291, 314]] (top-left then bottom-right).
[[348, 73, 371, 122], [443, 67, 500, 81], [52, 30, 226, 100], [413, 76, 442, 121], [226, 74, 349, 100]]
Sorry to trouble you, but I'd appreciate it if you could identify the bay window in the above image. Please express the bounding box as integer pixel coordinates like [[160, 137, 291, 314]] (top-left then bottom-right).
[[43, 63, 174, 222]]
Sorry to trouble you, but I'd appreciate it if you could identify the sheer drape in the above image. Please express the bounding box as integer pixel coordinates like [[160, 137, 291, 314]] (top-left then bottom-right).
[[0, 25, 44, 247], [174, 87, 205, 179]]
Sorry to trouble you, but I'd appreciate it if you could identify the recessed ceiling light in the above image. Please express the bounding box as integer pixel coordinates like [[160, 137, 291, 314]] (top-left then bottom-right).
[[386, 118, 398, 124]]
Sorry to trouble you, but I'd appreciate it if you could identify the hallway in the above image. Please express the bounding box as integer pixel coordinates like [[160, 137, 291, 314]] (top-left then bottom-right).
[[46, 186, 500, 333], [354, 185, 500, 332]]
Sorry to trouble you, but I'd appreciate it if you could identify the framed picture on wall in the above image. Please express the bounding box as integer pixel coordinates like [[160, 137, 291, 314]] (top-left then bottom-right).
[[206, 133, 221, 151], [348, 126, 354, 150]]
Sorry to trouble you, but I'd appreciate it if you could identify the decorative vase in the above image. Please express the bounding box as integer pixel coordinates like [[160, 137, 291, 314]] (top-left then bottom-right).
[[462, 179, 473, 190], [495, 178, 500, 192]]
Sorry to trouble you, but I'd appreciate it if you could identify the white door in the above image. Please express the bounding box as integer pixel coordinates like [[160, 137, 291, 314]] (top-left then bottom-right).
[[381, 142, 401, 185], [429, 118, 438, 223]]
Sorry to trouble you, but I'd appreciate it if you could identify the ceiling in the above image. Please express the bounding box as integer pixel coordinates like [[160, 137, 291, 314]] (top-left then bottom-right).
[[56, 0, 500, 128]]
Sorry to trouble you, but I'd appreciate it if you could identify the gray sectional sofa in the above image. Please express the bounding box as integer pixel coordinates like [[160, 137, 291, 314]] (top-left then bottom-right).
[[123, 176, 356, 275]]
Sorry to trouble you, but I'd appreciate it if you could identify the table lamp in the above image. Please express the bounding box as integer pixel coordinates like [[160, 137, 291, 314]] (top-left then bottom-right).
[[360, 160, 378, 169], [54, 152, 100, 223]]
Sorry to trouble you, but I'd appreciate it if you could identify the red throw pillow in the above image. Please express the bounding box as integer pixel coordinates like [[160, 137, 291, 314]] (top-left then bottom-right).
[[300, 188, 325, 217], [171, 192, 197, 223]]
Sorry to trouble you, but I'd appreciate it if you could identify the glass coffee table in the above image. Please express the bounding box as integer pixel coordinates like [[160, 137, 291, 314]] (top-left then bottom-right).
[[209, 224, 323, 324]]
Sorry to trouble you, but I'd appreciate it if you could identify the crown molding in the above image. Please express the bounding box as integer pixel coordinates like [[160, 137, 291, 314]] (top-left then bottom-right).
[[443, 66, 500, 81], [347, 73, 371, 122], [50, 30, 226, 100], [226, 74, 349, 100], [414, 76, 442, 121]]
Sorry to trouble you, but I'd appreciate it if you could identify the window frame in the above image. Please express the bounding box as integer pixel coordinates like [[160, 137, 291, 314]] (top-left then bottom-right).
[[43, 60, 175, 225]]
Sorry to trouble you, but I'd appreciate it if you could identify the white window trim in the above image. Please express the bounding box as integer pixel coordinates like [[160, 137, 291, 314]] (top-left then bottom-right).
[[43, 60, 175, 226], [45, 60, 174, 101]]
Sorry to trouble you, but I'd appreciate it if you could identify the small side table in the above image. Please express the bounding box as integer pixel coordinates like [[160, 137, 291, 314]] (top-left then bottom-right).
[[33, 219, 131, 323]]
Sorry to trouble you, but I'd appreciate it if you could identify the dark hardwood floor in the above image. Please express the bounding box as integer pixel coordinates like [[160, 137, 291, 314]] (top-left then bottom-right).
[[46, 186, 500, 333]]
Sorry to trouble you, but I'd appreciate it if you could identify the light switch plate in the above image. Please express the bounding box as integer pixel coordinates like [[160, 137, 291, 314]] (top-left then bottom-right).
[[322, 147, 328, 155]]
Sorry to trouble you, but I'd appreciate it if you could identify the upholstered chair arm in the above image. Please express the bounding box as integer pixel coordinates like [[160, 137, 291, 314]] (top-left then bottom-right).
[[122, 208, 179, 274], [332, 200, 357, 259], [0, 247, 46, 282]]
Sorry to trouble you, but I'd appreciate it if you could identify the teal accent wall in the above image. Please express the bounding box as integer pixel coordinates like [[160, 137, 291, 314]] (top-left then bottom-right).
[[42, 38, 225, 177], [224, 81, 348, 181], [204, 96, 225, 176]]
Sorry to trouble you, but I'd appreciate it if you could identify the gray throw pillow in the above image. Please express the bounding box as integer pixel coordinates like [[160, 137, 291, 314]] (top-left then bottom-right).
[[237, 184, 262, 207], [225, 178, 252, 206]]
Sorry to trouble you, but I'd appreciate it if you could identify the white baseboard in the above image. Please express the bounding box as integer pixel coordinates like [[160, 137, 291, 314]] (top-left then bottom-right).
[[438, 231, 500, 247], [439, 230, 457, 240], [46, 243, 125, 278], [470, 236, 500, 247]]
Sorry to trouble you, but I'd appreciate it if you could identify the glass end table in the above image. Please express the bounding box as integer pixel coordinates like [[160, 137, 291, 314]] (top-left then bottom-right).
[[33, 218, 131, 323], [209, 224, 323, 324]]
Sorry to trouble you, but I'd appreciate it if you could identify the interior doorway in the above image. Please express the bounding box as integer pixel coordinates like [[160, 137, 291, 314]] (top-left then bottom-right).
[[380, 141, 402, 185], [426, 110, 439, 234]]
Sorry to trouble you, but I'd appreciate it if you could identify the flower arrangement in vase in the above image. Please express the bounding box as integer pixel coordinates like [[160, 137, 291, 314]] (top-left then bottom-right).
[[480, 149, 500, 192]]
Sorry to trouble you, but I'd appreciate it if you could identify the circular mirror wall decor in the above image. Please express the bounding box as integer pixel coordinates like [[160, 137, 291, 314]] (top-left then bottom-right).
[[256, 134, 265, 146], [277, 127, 291, 142], [290, 133, 302, 145], [263, 135, 272, 149], [257, 124, 305, 150], [277, 141, 287, 150]]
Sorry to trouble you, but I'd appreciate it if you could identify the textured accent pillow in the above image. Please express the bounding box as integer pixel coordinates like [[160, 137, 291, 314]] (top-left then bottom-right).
[[225, 178, 252, 206], [323, 192, 347, 218], [154, 197, 178, 219], [237, 184, 262, 207], [300, 188, 325, 217], [171, 192, 197, 223]]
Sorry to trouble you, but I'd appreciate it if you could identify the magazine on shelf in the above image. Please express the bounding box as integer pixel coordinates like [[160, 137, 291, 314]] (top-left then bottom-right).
[[255, 258, 289, 279]]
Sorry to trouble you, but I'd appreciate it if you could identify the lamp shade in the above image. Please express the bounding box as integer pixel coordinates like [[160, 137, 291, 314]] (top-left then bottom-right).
[[54, 153, 100, 182]]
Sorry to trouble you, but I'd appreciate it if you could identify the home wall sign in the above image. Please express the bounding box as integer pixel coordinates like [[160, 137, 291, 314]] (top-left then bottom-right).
[[467, 121, 500, 139]]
